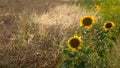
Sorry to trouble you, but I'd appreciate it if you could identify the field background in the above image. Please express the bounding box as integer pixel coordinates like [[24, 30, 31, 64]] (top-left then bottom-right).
[[0, 0, 77, 68], [0, 0, 120, 68], [0, 0, 74, 14]]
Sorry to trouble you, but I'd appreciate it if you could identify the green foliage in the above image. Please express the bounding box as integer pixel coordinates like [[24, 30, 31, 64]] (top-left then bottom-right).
[[60, 0, 120, 68]]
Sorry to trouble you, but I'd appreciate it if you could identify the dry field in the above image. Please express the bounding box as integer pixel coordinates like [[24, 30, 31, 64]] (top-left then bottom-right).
[[0, 0, 80, 68], [1, 0, 120, 68], [0, 0, 74, 14]]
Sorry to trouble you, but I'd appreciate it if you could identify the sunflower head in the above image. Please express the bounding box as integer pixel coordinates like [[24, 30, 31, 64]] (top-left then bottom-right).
[[80, 16, 95, 29], [68, 35, 82, 51], [103, 21, 115, 31], [93, 5, 99, 11]]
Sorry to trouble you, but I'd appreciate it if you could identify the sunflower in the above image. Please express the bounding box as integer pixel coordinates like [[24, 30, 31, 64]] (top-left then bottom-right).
[[103, 21, 115, 31], [68, 35, 82, 51], [80, 16, 95, 29], [93, 5, 99, 11]]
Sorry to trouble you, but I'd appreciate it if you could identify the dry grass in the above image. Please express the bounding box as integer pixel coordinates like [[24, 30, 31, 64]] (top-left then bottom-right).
[[0, 0, 74, 15], [0, 3, 95, 68]]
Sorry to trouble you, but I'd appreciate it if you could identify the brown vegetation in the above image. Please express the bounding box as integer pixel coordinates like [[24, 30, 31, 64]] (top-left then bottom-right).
[[0, 0, 77, 68]]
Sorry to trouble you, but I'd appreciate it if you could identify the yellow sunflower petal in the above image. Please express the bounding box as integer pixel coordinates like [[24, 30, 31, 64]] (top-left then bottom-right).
[[68, 35, 82, 51], [93, 5, 99, 11], [80, 16, 95, 29], [103, 21, 115, 31]]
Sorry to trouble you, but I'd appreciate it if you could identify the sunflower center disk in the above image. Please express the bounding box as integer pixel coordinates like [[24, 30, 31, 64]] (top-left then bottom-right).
[[105, 23, 112, 28], [69, 38, 80, 48], [83, 18, 92, 26]]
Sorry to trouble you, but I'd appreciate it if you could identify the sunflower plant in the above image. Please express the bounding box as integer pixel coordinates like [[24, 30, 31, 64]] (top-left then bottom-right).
[[67, 35, 82, 51], [80, 16, 95, 29], [59, 0, 120, 68], [60, 34, 96, 68], [93, 5, 99, 11], [103, 21, 115, 31]]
